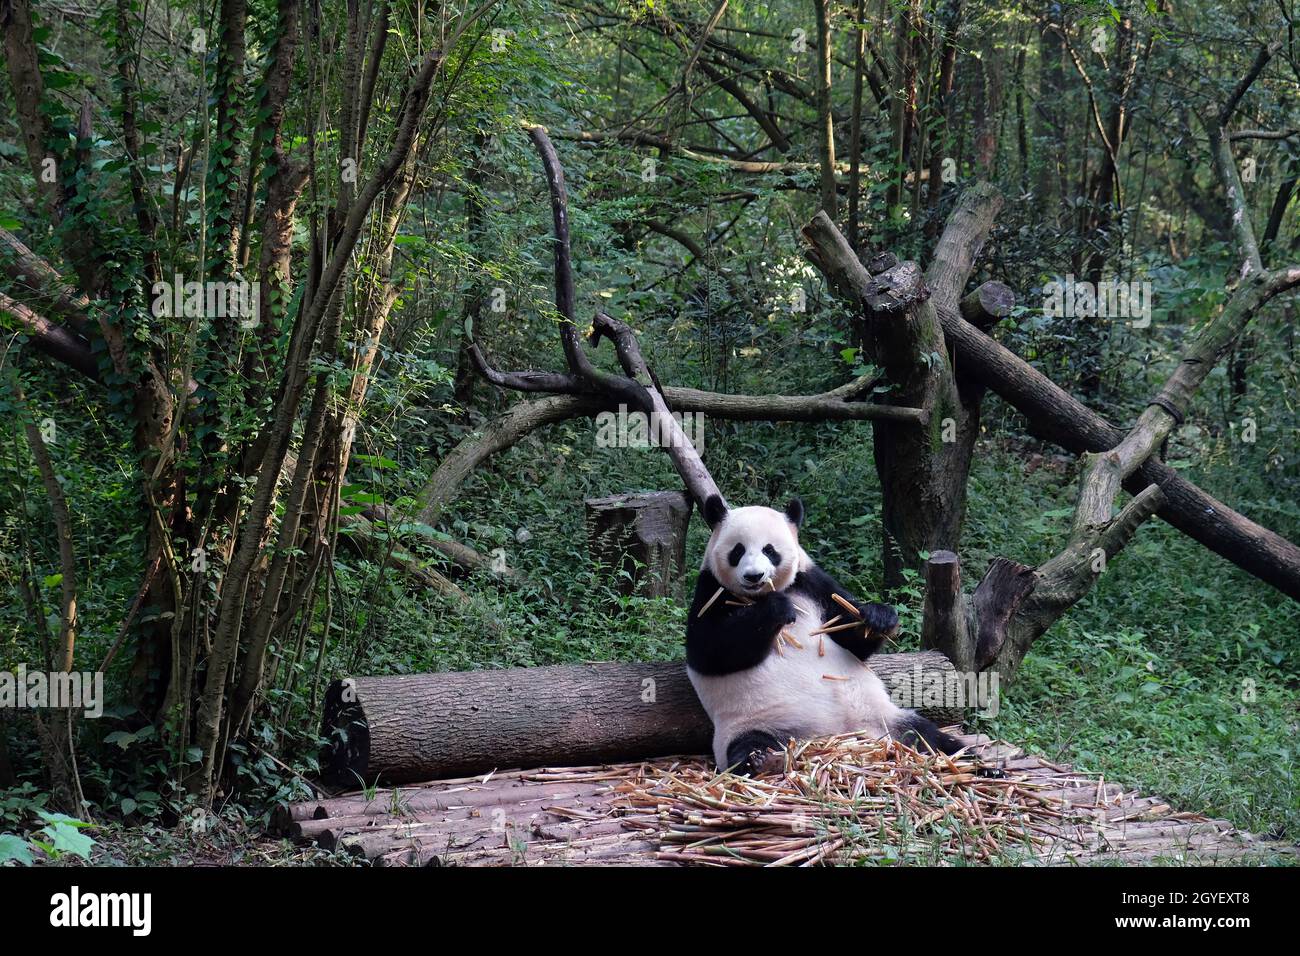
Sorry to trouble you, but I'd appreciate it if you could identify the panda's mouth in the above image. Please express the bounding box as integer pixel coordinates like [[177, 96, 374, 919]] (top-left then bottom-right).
[[740, 579, 774, 595]]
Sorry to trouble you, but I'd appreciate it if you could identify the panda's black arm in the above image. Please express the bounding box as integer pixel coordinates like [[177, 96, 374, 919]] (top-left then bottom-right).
[[792, 566, 896, 661], [685, 570, 795, 675]]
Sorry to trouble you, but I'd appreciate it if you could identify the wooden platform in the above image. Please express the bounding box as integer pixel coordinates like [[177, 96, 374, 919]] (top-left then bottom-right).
[[275, 733, 1295, 866]]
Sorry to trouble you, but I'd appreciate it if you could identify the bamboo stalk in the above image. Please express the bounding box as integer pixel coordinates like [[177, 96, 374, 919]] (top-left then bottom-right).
[[809, 621, 861, 636], [697, 586, 726, 617], [830, 593, 862, 618]]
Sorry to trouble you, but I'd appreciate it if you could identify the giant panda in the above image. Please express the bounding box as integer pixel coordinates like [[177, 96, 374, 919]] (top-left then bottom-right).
[[686, 494, 963, 775]]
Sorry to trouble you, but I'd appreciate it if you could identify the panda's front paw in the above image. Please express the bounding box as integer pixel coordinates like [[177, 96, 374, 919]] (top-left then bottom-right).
[[760, 592, 797, 627], [858, 601, 899, 636], [750, 748, 786, 776], [736, 747, 785, 777]]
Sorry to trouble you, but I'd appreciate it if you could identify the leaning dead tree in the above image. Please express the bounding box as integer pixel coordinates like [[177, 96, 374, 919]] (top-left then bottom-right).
[[804, 42, 1300, 681], [470, 126, 723, 510], [466, 125, 924, 513]]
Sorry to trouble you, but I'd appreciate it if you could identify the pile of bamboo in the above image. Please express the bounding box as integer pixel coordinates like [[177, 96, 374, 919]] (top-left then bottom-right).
[[614, 732, 1076, 866]]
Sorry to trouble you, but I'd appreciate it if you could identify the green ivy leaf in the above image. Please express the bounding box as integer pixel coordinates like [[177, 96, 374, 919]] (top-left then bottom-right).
[[42, 821, 94, 860], [104, 730, 138, 750], [0, 834, 33, 866]]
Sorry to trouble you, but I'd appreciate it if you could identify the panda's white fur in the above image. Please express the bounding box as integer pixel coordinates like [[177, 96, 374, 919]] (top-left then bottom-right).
[[686, 501, 935, 771], [689, 610, 904, 769]]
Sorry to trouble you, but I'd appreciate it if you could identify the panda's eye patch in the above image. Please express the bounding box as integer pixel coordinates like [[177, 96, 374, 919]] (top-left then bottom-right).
[[763, 545, 781, 565], [727, 543, 746, 567]]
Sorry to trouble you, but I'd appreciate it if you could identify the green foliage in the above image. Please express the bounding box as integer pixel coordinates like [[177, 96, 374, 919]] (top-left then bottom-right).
[[0, 799, 98, 866], [0, 0, 1297, 863]]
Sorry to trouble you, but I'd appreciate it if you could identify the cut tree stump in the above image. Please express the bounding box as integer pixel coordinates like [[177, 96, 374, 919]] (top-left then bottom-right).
[[585, 491, 692, 598], [318, 652, 965, 786], [279, 732, 1296, 866]]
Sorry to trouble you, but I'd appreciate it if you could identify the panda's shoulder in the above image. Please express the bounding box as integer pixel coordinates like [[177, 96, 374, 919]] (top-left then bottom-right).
[[791, 552, 827, 584]]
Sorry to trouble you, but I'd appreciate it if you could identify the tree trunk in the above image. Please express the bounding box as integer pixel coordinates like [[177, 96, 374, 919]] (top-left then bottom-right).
[[454, 132, 488, 406], [925, 0, 962, 221], [1035, 4, 1066, 220], [813, 0, 837, 218], [847, 0, 866, 248], [318, 652, 966, 784], [0, 713, 14, 788], [586, 492, 693, 598], [804, 183, 1003, 586], [886, 0, 918, 219]]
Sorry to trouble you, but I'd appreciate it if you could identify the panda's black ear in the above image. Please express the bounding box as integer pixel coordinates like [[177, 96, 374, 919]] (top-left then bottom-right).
[[703, 494, 728, 529], [784, 497, 805, 528]]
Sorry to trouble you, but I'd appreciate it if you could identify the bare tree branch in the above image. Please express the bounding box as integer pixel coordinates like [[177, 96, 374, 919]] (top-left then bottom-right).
[[0, 293, 99, 381]]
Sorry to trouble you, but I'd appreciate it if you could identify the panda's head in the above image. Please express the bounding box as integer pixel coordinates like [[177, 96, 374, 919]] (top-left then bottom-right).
[[702, 494, 809, 596]]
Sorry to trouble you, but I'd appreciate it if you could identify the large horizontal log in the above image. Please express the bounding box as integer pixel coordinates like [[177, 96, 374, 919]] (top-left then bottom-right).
[[319, 652, 965, 786], [937, 305, 1300, 601]]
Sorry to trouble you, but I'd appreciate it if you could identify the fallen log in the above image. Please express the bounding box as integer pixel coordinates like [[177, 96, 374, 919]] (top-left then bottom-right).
[[318, 652, 965, 785]]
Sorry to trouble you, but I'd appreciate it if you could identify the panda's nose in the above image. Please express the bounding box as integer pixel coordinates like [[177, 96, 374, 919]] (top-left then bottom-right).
[[743, 571, 764, 584]]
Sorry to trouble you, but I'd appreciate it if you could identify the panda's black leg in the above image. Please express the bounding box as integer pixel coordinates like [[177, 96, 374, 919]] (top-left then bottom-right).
[[723, 729, 786, 776], [888, 712, 965, 756]]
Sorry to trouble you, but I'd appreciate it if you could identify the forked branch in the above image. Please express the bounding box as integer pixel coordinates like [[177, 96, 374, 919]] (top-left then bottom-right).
[[472, 125, 724, 509], [470, 125, 929, 514]]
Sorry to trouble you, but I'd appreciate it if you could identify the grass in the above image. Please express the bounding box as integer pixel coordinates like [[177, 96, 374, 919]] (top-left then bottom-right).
[[978, 519, 1299, 842], [956, 438, 1298, 844]]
